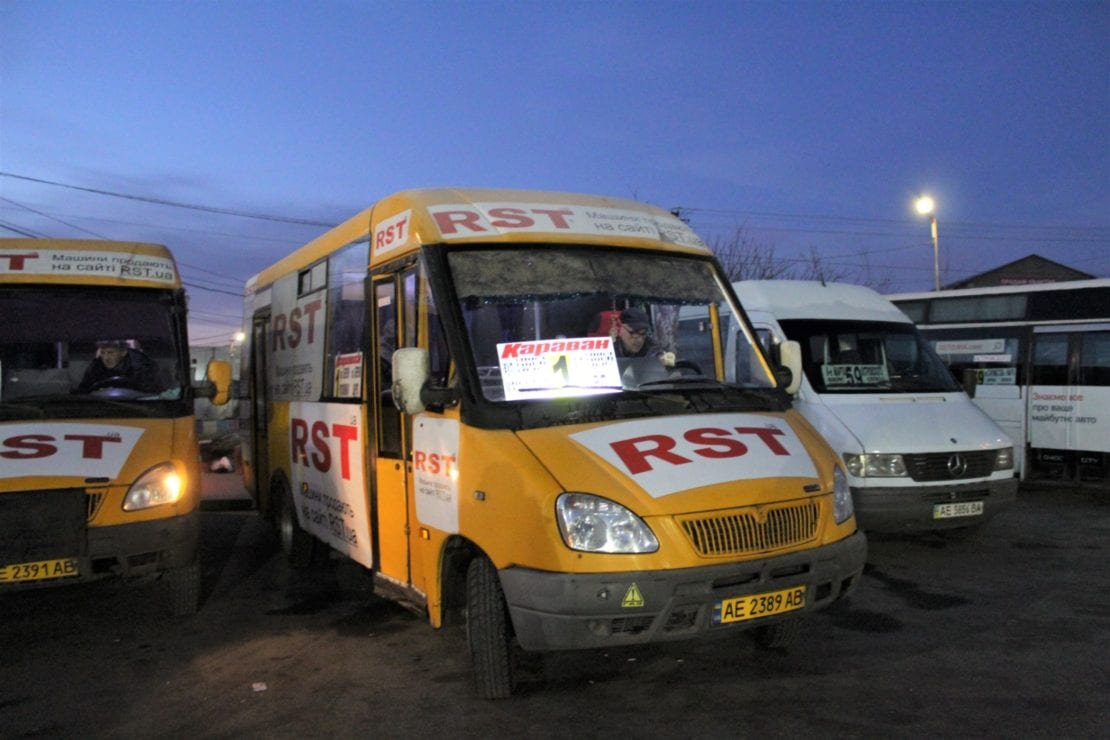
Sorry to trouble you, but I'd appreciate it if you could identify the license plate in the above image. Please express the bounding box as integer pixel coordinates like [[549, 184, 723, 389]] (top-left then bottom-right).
[[0, 557, 80, 584], [933, 501, 984, 519], [713, 585, 806, 625]]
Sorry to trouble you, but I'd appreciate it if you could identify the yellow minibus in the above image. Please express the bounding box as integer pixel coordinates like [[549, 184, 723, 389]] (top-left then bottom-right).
[[1, 239, 229, 615], [241, 188, 866, 697]]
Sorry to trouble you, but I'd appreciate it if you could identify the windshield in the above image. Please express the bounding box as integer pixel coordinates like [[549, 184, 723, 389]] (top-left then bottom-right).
[[779, 318, 960, 393], [447, 247, 775, 404], [0, 286, 187, 417]]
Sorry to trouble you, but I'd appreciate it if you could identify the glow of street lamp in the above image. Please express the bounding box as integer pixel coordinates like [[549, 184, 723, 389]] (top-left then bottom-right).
[[915, 196, 935, 216]]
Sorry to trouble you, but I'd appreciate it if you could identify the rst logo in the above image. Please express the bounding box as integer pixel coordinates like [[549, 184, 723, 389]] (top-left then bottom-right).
[[570, 414, 817, 498], [373, 209, 411, 256], [0, 423, 143, 479], [290, 417, 359, 481], [429, 203, 575, 236], [272, 298, 323, 351]]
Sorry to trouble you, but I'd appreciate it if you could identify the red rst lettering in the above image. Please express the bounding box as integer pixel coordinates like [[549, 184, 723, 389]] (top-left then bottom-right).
[[610, 435, 691, 475], [433, 210, 486, 235], [0, 253, 38, 270], [272, 314, 288, 351], [487, 207, 535, 229], [733, 426, 790, 455], [0, 434, 56, 459], [331, 423, 358, 480], [310, 420, 331, 472], [291, 418, 309, 466], [684, 427, 748, 459], [62, 434, 120, 459], [531, 208, 574, 229]]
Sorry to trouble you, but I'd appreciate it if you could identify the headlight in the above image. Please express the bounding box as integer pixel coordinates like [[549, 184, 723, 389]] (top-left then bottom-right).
[[994, 447, 1014, 471], [833, 466, 854, 524], [843, 453, 907, 478], [556, 493, 659, 554], [123, 463, 184, 511]]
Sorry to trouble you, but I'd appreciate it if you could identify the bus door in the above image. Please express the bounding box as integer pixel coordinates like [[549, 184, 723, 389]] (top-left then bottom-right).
[[372, 264, 420, 587], [248, 311, 271, 508], [1028, 324, 1110, 482]]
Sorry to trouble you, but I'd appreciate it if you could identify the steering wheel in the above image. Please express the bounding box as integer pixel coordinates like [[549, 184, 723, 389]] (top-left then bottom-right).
[[671, 360, 703, 376], [89, 374, 140, 391]]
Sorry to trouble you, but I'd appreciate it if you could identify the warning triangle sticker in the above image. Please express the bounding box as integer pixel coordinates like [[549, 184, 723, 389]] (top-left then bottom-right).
[[621, 583, 645, 608]]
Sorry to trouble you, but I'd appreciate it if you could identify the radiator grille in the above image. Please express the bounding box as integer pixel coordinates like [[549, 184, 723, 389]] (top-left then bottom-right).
[[904, 451, 997, 482], [679, 500, 819, 557]]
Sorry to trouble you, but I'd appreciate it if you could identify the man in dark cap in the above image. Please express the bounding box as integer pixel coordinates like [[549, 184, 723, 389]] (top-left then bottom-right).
[[78, 340, 160, 393], [612, 308, 673, 364]]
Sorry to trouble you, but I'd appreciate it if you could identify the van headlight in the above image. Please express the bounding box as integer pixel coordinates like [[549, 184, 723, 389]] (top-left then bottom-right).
[[994, 447, 1014, 471], [123, 463, 184, 511], [833, 466, 854, 524], [843, 453, 907, 478], [556, 493, 659, 553]]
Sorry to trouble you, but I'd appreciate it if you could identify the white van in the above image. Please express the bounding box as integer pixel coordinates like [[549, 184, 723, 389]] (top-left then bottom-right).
[[729, 281, 1018, 532]]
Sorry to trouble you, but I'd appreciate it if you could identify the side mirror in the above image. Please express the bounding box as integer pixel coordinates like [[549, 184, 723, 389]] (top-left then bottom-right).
[[199, 359, 232, 406], [392, 348, 430, 414], [961, 368, 978, 399], [778, 340, 803, 395]]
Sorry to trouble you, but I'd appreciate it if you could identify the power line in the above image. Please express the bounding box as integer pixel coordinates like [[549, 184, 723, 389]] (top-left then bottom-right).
[[0, 171, 337, 227]]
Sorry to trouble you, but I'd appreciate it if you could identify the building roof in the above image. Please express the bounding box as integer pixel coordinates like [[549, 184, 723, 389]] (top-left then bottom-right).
[[945, 253, 1094, 289]]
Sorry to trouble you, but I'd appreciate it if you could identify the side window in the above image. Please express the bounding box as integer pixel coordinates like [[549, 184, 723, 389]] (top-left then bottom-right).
[[324, 239, 369, 399], [1079, 332, 1110, 386], [375, 279, 401, 457], [1032, 334, 1070, 385]]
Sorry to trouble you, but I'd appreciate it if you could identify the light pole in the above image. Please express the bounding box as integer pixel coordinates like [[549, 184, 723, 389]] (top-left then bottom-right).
[[915, 196, 940, 291]]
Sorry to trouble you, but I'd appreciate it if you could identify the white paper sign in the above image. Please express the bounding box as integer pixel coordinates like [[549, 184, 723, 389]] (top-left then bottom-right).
[[497, 337, 622, 400]]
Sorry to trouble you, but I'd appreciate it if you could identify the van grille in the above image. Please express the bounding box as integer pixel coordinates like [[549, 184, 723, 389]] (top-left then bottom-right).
[[87, 491, 106, 520], [904, 451, 997, 481], [678, 501, 819, 557]]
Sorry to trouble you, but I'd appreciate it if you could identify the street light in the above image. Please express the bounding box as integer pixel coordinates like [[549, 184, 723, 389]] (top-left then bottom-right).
[[915, 196, 940, 291]]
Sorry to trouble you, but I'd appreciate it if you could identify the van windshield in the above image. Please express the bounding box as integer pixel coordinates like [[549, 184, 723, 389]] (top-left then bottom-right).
[[0, 286, 187, 419], [779, 318, 960, 394], [447, 247, 775, 403]]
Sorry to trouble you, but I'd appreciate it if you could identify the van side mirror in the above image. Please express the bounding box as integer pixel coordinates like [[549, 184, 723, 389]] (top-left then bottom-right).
[[778, 340, 803, 395], [392, 348, 430, 414], [195, 359, 232, 405]]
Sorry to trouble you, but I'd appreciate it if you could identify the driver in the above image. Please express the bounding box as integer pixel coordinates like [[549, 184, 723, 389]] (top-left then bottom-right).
[[611, 308, 675, 366], [78, 340, 160, 393]]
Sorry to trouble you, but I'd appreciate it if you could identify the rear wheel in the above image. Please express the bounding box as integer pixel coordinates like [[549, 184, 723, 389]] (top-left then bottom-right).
[[276, 480, 314, 568], [466, 556, 514, 699]]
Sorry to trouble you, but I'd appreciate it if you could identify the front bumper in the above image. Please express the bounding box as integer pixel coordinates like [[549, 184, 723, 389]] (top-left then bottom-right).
[[852, 476, 1018, 532], [1, 510, 199, 592], [499, 530, 867, 651]]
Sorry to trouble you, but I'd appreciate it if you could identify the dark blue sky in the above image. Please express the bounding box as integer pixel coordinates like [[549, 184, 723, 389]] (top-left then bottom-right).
[[2, 1, 1107, 343]]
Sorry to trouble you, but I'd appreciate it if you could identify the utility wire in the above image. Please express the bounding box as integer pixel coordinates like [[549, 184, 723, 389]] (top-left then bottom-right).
[[0, 171, 337, 227]]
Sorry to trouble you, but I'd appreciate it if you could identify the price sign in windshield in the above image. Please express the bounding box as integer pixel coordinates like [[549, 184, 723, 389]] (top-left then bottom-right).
[[497, 337, 622, 400], [822, 363, 889, 386]]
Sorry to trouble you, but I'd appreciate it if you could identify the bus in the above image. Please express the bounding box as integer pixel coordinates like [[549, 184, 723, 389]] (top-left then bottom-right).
[[888, 279, 1110, 487], [1, 239, 230, 615], [242, 187, 865, 698]]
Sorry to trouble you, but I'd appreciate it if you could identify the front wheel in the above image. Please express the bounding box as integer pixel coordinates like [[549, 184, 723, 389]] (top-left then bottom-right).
[[466, 556, 515, 699], [276, 480, 315, 568]]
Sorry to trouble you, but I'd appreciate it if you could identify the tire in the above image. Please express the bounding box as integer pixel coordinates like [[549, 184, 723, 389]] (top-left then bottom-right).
[[277, 480, 315, 568], [164, 560, 201, 617], [753, 616, 801, 649], [466, 556, 514, 699]]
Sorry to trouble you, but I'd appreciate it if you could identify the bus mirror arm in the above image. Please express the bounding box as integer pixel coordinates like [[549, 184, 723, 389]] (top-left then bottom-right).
[[392, 348, 430, 414], [778, 340, 803, 395]]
